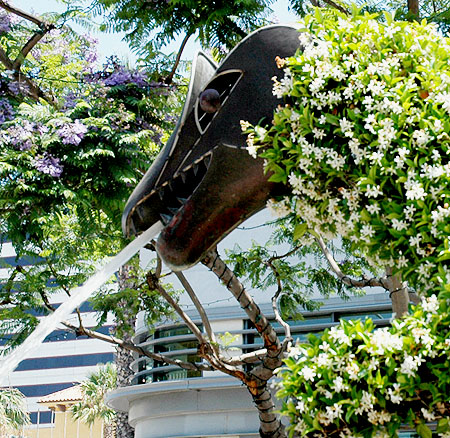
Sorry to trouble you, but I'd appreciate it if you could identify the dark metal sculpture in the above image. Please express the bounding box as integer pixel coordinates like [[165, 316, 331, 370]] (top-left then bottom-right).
[[122, 25, 300, 270]]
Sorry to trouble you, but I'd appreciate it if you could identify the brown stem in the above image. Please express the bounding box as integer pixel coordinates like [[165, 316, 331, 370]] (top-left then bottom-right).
[[320, 0, 349, 14], [164, 31, 192, 85], [316, 236, 389, 289], [202, 249, 281, 353], [0, 0, 47, 27], [174, 271, 216, 345], [408, 0, 420, 18], [62, 320, 211, 372]]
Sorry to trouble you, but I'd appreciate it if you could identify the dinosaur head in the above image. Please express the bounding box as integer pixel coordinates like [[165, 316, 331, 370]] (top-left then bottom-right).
[[122, 24, 301, 270]]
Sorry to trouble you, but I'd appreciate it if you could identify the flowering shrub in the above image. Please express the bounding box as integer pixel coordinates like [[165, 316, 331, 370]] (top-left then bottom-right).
[[0, 54, 174, 245], [277, 295, 450, 437], [244, 8, 450, 296]]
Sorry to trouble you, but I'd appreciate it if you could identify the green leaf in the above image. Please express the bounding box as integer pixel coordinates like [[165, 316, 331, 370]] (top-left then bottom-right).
[[416, 423, 432, 438], [293, 223, 308, 241]]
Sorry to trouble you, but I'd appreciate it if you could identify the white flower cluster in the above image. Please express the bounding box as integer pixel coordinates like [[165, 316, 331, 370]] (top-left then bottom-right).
[[247, 10, 450, 292]]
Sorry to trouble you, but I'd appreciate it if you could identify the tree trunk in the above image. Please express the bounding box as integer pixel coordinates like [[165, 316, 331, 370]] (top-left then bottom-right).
[[386, 267, 409, 318], [248, 382, 285, 438], [408, 0, 420, 19], [113, 265, 136, 438]]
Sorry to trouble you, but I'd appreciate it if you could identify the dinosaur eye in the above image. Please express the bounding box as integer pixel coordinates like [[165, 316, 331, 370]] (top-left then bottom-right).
[[195, 70, 243, 133], [199, 89, 221, 113]]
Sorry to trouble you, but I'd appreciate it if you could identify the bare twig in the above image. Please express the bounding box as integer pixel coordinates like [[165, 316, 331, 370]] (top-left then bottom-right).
[[0, 0, 47, 27], [315, 236, 389, 289], [174, 271, 217, 345], [264, 258, 291, 340], [46, 259, 84, 327], [62, 320, 211, 372], [146, 271, 207, 345], [164, 31, 193, 85], [320, 0, 349, 14]]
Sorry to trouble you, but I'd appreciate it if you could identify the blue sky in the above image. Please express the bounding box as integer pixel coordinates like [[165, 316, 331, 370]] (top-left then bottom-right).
[[15, 0, 299, 64]]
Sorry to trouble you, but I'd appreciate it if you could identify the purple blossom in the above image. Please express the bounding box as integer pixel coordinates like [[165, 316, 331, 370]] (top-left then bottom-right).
[[0, 98, 15, 124], [8, 81, 29, 96], [57, 119, 88, 145], [33, 154, 63, 178], [63, 92, 79, 110], [6, 121, 35, 149], [104, 66, 148, 87], [0, 12, 11, 33]]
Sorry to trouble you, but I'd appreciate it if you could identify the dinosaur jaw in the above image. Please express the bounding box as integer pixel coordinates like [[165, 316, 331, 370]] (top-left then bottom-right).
[[157, 145, 277, 270], [129, 144, 278, 271]]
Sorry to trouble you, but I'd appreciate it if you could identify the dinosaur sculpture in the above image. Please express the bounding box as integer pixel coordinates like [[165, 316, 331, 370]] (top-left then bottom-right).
[[122, 25, 301, 270]]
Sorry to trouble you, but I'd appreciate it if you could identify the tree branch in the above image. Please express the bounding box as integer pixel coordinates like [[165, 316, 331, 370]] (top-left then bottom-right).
[[147, 266, 244, 379], [385, 267, 409, 318], [320, 0, 349, 14], [202, 249, 281, 353], [174, 270, 217, 345], [12, 32, 47, 70], [164, 31, 192, 85], [264, 258, 291, 341], [0, 0, 50, 27], [315, 236, 389, 289], [62, 320, 211, 372], [146, 271, 207, 345], [0, 1, 56, 105], [224, 348, 268, 365]]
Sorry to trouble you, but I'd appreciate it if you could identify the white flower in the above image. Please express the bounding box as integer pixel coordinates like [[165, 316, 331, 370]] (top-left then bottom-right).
[[329, 326, 352, 345], [369, 328, 403, 354], [367, 203, 381, 215], [272, 68, 293, 98], [421, 408, 436, 422], [367, 79, 385, 96], [339, 117, 354, 137], [391, 218, 408, 231], [300, 365, 317, 381], [422, 294, 439, 313], [386, 384, 403, 404], [365, 185, 383, 198], [404, 204, 416, 221], [240, 120, 251, 131], [385, 24, 401, 38], [296, 400, 306, 413], [254, 126, 267, 139], [399, 354, 424, 377], [325, 403, 343, 421], [413, 129, 432, 147], [346, 361, 359, 380], [332, 376, 348, 393], [369, 151, 384, 165], [315, 352, 332, 367], [318, 114, 327, 124], [313, 127, 326, 139], [360, 224, 375, 242], [310, 77, 326, 94], [364, 113, 377, 134], [405, 180, 426, 201], [266, 198, 292, 218], [409, 234, 422, 247], [360, 391, 375, 412]]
